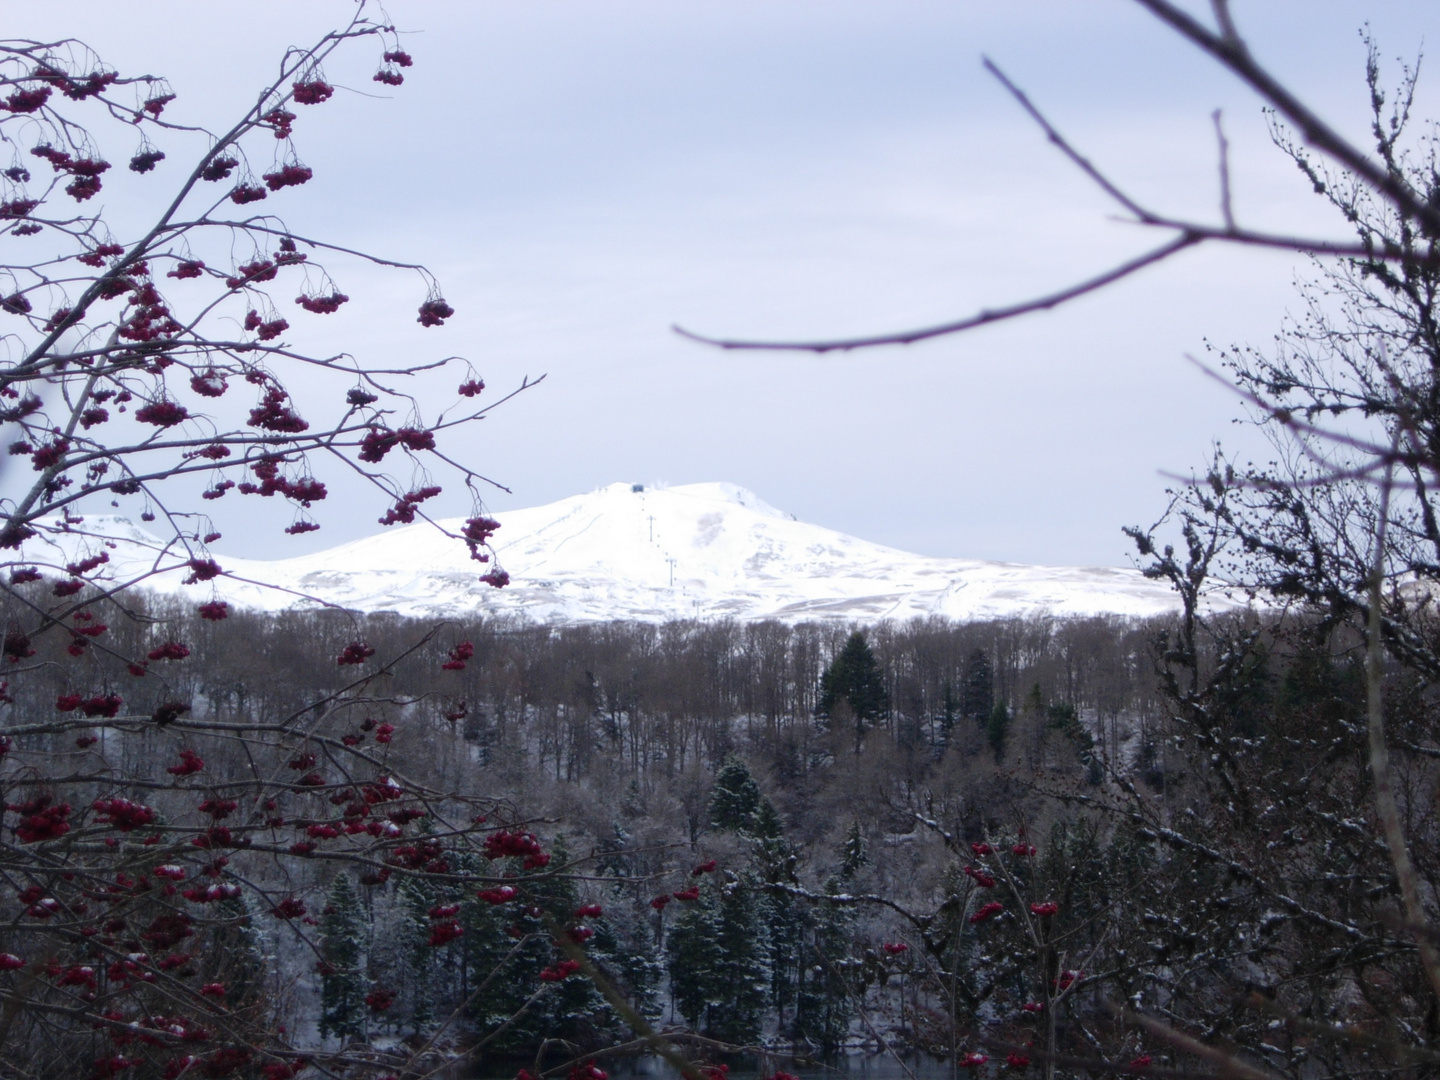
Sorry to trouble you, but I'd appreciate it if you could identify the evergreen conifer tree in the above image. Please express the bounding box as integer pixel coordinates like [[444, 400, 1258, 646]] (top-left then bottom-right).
[[319, 873, 367, 1042], [793, 879, 855, 1052], [530, 836, 612, 1041], [816, 631, 889, 744], [709, 876, 772, 1044], [840, 821, 867, 881], [961, 648, 995, 725], [591, 909, 665, 1021], [205, 893, 267, 1010], [987, 700, 1009, 759], [666, 887, 723, 1028], [396, 872, 439, 1033], [709, 755, 763, 832]]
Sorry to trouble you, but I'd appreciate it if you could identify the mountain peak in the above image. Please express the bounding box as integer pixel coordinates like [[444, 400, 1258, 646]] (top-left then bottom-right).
[[24, 483, 1186, 624]]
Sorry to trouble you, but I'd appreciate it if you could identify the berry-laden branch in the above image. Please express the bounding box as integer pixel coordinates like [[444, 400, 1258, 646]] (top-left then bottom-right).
[[0, 9, 589, 1079]]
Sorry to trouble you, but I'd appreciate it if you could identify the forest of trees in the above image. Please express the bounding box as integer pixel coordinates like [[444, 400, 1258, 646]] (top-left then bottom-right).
[[8, 590, 1414, 1078]]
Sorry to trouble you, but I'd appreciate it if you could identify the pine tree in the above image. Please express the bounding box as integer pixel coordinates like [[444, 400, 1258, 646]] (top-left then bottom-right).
[[961, 647, 995, 725], [591, 906, 665, 1021], [709, 876, 772, 1044], [530, 836, 611, 1041], [817, 631, 889, 745], [396, 872, 439, 1033], [319, 873, 367, 1042], [840, 821, 867, 881], [793, 880, 855, 1052], [462, 883, 543, 1048], [940, 680, 958, 742], [666, 887, 722, 1028], [709, 755, 763, 833], [987, 700, 1009, 760], [204, 893, 267, 1010]]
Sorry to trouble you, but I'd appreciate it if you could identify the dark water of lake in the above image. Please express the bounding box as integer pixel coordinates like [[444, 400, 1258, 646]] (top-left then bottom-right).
[[478, 1055, 958, 1080]]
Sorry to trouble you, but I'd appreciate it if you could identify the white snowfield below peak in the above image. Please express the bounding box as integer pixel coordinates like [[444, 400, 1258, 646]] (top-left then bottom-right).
[[24, 482, 1201, 624]]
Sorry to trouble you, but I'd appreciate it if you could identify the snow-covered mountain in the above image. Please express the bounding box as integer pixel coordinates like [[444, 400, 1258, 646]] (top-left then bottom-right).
[[19, 482, 1187, 623]]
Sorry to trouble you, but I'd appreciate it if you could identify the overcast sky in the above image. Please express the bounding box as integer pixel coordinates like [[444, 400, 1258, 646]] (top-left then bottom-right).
[[6, 2, 1438, 567]]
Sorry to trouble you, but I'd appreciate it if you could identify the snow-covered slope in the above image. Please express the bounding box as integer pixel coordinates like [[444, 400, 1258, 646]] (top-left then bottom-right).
[[19, 482, 1187, 623]]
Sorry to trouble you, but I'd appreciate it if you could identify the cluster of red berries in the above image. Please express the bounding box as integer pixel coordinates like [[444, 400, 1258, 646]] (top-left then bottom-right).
[[199, 798, 238, 819], [378, 485, 441, 526], [166, 259, 205, 280], [428, 917, 463, 947], [34, 64, 119, 101], [77, 245, 121, 268], [963, 865, 996, 888], [190, 370, 227, 398], [881, 942, 909, 955], [262, 163, 312, 191], [129, 149, 165, 174], [201, 155, 238, 182], [539, 958, 581, 982], [227, 259, 277, 288], [30, 145, 112, 201], [68, 552, 108, 575], [147, 641, 191, 661], [358, 426, 434, 462], [230, 184, 267, 205], [92, 797, 155, 832], [31, 437, 68, 470], [135, 400, 189, 427], [247, 388, 309, 433], [56, 693, 123, 718], [198, 601, 229, 620], [166, 748, 205, 776], [184, 558, 222, 584], [181, 882, 241, 904], [118, 284, 183, 344], [3, 87, 50, 113], [263, 107, 295, 139], [483, 829, 551, 869], [461, 515, 500, 544], [291, 79, 333, 105], [8, 795, 72, 842], [296, 291, 347, 314], [477, 885, 517, 905], [417, 298, 454, 326], [366, 987, 395, 1012], [441, 640, 474, 671], [244, 310, 289, 340], [0, 197, 39, 219], [337, 641, 375, 666], [1029, 901, 1059, 917], [969, 901, 1004, 924]]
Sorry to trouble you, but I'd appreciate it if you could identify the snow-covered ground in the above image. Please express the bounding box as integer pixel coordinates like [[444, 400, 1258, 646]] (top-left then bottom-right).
[[18, 481, 1190, 623]]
